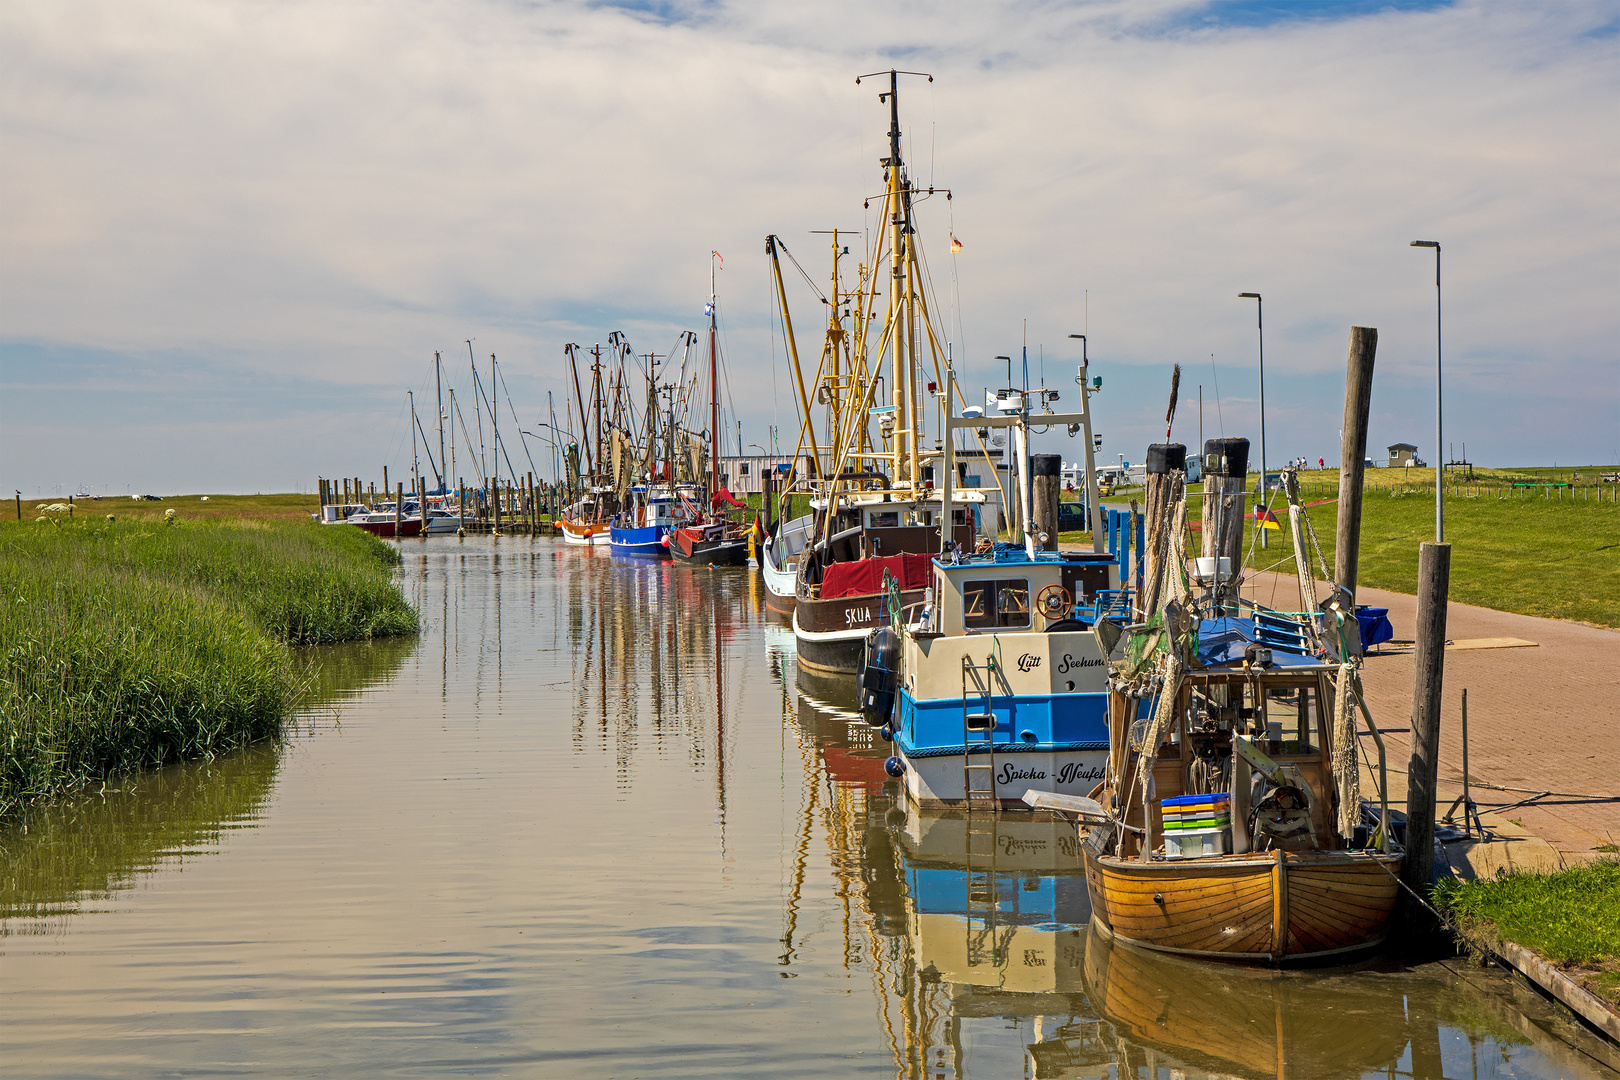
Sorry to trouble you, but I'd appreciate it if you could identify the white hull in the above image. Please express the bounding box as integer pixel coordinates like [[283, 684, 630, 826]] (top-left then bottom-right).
[[559, 523, 612, 546], [899, 748, 1109, 808]]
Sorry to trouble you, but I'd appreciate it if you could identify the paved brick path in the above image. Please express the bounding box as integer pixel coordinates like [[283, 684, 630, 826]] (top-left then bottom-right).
[[1241, 571, 1620, 862]]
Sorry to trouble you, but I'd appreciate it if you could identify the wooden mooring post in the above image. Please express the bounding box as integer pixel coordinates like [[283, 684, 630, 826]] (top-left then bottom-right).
[[1403, 540, 1450, 934], [395, 482, 403, 538], [1031, 454, 1061, 551], [1335, 327, 1377, 604]]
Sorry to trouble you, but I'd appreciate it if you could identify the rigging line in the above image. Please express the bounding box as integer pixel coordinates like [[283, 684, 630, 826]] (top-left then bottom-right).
[[495, 363, 541, 480], [772, 237, 827, 303], [1210, 354, 1224, 436]]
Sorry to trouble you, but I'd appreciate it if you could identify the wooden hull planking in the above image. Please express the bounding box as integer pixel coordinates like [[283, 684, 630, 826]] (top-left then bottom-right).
[[1084, 845, 1400, 964]]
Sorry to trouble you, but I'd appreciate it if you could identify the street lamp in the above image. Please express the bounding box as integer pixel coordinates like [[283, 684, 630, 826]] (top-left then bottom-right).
[[1238, 292, 1266, 547], [1411, 240, 1442, 543]]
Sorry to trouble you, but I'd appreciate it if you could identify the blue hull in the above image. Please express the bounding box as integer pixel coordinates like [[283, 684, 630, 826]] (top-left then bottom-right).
[[610, 523, 669, 558], [894, 687, 1111, 757]]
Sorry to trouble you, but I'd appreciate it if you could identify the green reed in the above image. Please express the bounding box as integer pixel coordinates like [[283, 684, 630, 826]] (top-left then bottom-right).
[[0, 519, 417, 815]]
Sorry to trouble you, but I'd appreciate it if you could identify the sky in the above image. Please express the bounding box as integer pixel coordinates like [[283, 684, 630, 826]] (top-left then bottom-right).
[[2, 0, 1616, 497]]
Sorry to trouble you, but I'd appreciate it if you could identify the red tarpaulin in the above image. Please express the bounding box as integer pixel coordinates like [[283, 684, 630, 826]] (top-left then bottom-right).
[[820, 552, 934, 600]]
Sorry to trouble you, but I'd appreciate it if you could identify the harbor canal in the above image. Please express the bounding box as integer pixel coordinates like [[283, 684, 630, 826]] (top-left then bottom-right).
[[2, 536, 1613, 1078]]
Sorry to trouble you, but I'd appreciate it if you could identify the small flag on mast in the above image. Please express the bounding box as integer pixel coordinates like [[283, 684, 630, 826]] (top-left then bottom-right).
[[711, 250, 724, 268], [949, 234, 963, 253]]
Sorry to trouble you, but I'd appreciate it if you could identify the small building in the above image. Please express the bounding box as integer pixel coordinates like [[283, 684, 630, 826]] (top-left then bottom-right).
[[1387, 443, 1424, 468], [716, 453, 816, 495]]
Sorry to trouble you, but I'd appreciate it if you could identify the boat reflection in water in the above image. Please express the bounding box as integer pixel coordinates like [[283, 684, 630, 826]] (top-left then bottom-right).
[[785, 676, 1607, 1079]]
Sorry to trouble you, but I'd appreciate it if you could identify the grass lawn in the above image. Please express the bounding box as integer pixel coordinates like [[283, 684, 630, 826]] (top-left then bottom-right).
[[1060, 466, 1619, 627], [1434, 859, 1620, 1007]]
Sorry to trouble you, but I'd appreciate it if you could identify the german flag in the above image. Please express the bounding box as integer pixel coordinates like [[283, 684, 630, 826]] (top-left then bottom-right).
[[1252, 507, 1282, 530]]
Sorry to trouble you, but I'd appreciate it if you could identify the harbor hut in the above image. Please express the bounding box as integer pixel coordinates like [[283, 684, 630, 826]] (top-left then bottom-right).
[[1387, 442, 1422, 468]]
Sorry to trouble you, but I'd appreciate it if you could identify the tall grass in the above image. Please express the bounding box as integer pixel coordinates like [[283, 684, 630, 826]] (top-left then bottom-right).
[[1434, 859, 1620, 1006], [0, 519, 417, 816]]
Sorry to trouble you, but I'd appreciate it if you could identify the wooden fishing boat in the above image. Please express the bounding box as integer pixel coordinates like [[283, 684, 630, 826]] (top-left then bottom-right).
[[1064, 459, 1402, 964]]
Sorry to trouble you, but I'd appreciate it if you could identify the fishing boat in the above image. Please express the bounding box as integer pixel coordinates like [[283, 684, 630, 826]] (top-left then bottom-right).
[[558, 490, 614, 546], [791, 487, 983, 673], [782, 76, 1004, 671], [609, 484, 678, 557], [860, 347, 1118, 806], [670, 254, 751, 567], [1050, 456, 1403, 964]]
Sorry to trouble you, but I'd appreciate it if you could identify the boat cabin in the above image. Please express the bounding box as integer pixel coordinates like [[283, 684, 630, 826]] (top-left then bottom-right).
[[926, 549, 1120, 636], [1111, 664, 1345, 860]]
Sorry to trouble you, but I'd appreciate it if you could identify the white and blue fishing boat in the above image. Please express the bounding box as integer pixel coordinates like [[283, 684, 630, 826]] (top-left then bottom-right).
[[858, 354, 1123, 808], [609, 484, 679, 558]]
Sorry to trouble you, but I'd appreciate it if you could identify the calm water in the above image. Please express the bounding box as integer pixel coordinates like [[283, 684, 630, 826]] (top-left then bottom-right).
[[2, 537, 1614, 1078]]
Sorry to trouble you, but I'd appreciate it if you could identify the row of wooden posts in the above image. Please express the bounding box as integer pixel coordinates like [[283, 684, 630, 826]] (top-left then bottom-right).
[[317, 471, 558, 534]]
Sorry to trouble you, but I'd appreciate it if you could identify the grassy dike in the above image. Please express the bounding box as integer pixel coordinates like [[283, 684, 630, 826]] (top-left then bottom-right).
[[1435, 859, 1620, 1008], [0, 516, 417, 816]]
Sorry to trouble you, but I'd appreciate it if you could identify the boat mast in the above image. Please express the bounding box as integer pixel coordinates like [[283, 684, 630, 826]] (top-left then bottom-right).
[[466, 340, 485, 485], [491, 352, 500, 498], [408, 389, 420, 494], [709, 252, 721, 500], [434, 351, 446, 495], [592, 343, 604, 488]]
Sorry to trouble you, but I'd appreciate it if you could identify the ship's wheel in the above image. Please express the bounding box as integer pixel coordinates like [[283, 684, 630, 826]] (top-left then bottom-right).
[[1036, 584, 1072, 620]]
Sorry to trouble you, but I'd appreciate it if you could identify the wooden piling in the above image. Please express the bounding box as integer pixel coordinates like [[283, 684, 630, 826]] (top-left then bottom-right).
[[1031, 454, 1061, 551], [394, 482, 403, 537], [1403, 540, 1450, 929], [1335, 327, 1377, 604]]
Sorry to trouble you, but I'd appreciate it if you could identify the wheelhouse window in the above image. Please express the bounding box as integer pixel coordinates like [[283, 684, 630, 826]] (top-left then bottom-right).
[[867, 510, 900, 528], [962, 578, 1030, 629], [1248, 682, 1319, 755]]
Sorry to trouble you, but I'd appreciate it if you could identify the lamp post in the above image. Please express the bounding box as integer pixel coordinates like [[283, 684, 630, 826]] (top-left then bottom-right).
[[1411, 240, 1442, 542], [1238, 292, 1266, 548]]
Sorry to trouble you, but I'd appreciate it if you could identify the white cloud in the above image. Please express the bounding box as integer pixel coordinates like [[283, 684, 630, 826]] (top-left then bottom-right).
[[2, 0, 1615, 492]]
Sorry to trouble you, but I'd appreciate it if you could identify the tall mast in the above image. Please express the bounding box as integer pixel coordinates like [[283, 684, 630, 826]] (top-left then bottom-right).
[[491, 352, 500, 494], [434, 351, 446, 494], [592, 343, 604, 486], [448, 388, 457, 496], [467, 340, 485, 484], [408, 389, 420, 490], [709, 252, 721, 498], [885, 70, 908, 484]]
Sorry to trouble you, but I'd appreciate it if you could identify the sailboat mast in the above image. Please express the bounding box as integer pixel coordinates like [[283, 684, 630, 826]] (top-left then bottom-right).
[[491, 352, 500, 495], [409, 389, 420, 490], [467, 340, 486, 485], [434, 351, 446, 494]]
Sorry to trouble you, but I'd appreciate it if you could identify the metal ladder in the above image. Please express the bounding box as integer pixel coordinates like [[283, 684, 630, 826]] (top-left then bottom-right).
[[961, 653, 1000, 810], [963, 784, 1001, 969]]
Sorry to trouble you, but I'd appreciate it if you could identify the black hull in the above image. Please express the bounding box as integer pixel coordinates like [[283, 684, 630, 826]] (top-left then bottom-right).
[[793, 631, 865, 675], [672, 538, 750, 567]]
